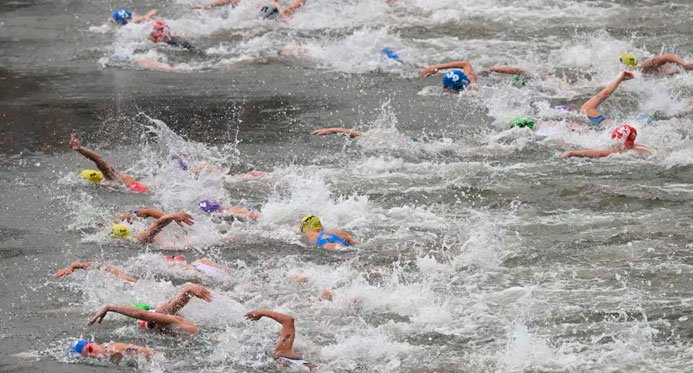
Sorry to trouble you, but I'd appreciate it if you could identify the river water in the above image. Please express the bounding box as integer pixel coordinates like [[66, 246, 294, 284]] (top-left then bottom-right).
[[0, 0, 692, 372]]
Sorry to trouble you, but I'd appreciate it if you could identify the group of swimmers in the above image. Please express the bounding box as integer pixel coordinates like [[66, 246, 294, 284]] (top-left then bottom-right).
[[59, 132, 357, 368]]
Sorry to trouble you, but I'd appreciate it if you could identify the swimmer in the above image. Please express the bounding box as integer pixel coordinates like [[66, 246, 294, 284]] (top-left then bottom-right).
[[112, 210, 194, 244], [419, 60, 479, 92], [311, 128, 362, 138], [579, 70, 634, 126], [150, 21, 195, 50], [300, 215, 356, 251], [245, 309, 316, 370], [89, 283, 212, 335], [69, 133, 150, 193], [55, 261, 137, 283], [109, 8, 158, 25], [620, 53, 692, 75], [68, 338, 154, 363], [197, 199, 261, 221], [560, 124, 652, 158]]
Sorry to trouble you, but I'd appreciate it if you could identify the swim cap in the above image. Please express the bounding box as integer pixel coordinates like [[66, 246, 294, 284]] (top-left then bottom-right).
[[509, 117, 535, 129], [165, 255, 185, 262], [260, 5, 279, 18], [442, 70, 470, 91], [198, 199, 222, 214], [112, 224, 132, 239], [620, 53, 637, 68], [126, 181, 149, 193], [635, 114, 653, 124], [112, 9, 132, 25], [510, 74, 527, 87], [554, 105, 574, 112], [611, 124, 637, 147], [300, 215, 323, 232], [70, 339, 92, 354], [382, 48, 403, 64], [80, 169, 104, 184], [150, 21, 170, 43], [132, 303, 153, 311]]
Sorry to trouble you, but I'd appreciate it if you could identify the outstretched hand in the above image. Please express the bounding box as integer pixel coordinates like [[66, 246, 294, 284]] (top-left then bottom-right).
[[621, 71, 635, 80], [245, 310, 264, 321], [312, 128, 337, 136], [69, 133, 81, 150], [170, 212, 194, 227], [418, 66, 439, 77], [89, 305, 110, 325], [54, 265, 75, 278], [184, 283, 213, 302]]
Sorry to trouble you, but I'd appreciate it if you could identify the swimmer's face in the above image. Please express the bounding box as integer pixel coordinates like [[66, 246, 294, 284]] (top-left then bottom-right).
[[82, 342, 102, 358], [150, 26, 171, 43]]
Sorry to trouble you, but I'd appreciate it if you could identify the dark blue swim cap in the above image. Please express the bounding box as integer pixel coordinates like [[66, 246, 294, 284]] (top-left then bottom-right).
[[112, 9, 132, 25], [442, 70, 470, 91], [70, 339, 92, 354], [198, 199, 222, 214]]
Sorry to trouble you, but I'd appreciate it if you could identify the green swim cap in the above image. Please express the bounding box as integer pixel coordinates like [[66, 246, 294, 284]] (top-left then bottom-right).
[[510, 74, 527, 87], [131, 303, 153, 311], [509, 117, 535, 129]]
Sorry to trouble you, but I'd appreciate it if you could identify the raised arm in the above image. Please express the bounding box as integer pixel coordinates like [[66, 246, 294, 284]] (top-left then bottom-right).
[[133, 9, 159, 23], [154, 284, 213, 315], [190, 0, 239, 9], [245, 309, 296, 356], [283, 0, 306, 16], [418, 60, 478, 86], [69, 134, 119, 180], [312, 128, 362, 138], [115, 208, 165, 223], [579, 71, 634, 118], [135, 212, 194, 243], [640, 54, 692, 71]]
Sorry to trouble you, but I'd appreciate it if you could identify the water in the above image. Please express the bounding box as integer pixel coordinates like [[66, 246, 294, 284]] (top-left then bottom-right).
[[0, 0, 692, 372]]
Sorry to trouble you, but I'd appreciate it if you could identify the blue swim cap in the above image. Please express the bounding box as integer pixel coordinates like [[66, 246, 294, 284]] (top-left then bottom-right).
[[442, 70, 470, 91], [381, 48, 403, 64], [112, 9, 132, 25], [198, 199, 222, 214], [635, 114, 653, 124], [70, 339, 92, 354]]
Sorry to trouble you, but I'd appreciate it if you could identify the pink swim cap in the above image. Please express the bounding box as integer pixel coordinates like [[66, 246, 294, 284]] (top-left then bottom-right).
[[126, 181, 149, 193]]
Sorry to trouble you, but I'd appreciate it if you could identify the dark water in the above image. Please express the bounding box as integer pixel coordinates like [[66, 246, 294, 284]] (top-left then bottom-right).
[[1, 0, 692, 372]]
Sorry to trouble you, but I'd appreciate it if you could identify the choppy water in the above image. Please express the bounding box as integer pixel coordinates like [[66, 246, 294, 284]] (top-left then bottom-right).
[[1, 0, 692, 372]]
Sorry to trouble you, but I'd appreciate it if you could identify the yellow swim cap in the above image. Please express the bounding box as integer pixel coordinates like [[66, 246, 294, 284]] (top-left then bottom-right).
[[300, 215, 323, 232], [80, 169, 104, 184], [619, 53, 637, 68], [112, 224, 132, 239]]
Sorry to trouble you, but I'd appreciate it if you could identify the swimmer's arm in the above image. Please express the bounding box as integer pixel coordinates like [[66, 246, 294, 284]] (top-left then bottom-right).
[[54, 261, 96, 277], [69, 134, 119, 180], [107, 342, 154, 361], [328, 229, 357, 245], [90, 304, 185, 326], [283, 0, 306, 16], [641, 54, 692, 70], [133, 9, 159, 23], [136, 212, 194, 243], [226, 206, 260, 221], [245, 309, 296, 353], [485, 66, 532, 77], [418, 61, 478, 87], [312, 128, 362, 138], [103, 265, 137, 283], [115, 208, 164, 222], [559, 149, 617, 159], [155, 283, 212, 315], [190, 0, 239, 9], [134, 58, 179, 72], [579, 71, 634, 118]]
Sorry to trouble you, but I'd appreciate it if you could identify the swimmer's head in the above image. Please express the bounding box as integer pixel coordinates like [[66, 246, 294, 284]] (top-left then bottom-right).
[[442, 70, 470, 91], [80, 169, 103, 184], [619, 53, 637, 68], [509, 117, 535, 129], [69, 339, 93, 356], [300, 215, 322, 232], [611, 124, 637, 148], [381, 48, 403, 64], [150, 21, 171, 43], [198, 199, 222, 214], [510, 74, 527, 87], [111, 9, 132, 25], [111, 224, 132, 239]]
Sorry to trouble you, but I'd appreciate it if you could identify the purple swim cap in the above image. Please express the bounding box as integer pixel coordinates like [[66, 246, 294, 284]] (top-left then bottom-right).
[[554, 105, 574, 112], [198, 199, 222, 213]]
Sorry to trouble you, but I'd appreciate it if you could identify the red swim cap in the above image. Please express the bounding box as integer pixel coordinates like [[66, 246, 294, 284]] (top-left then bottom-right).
[[126, 181, 150, 193], [611, 125, 637, 147], [150, 21, 170, 42]]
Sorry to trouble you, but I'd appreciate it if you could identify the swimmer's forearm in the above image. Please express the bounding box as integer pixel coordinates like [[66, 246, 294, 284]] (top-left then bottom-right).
[[580, 71, 627, 115], [286, 0, 306, 12], [103, 265, 137, 283], [487, 66, 531, 77], [254, 310, 294, 325], [643, 54, 689, 69], [137, 215, 175, 243], [560, 149, 615, 158], [72, 146, 119, 180], [136, 208, 165, 219], [204, 0, 239, 8]]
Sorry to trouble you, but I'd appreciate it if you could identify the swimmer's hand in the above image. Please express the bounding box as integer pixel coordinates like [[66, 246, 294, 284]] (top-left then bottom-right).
[[168, 212, 194, 227], [245, 310, 264, 321], [183, 283, 213, 302], [68, 133, 81, 150], [89, 305, 111, 325], [54, 262, 86, 278], [418, 66, 439, 77], [621, 70, 635, 80]]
